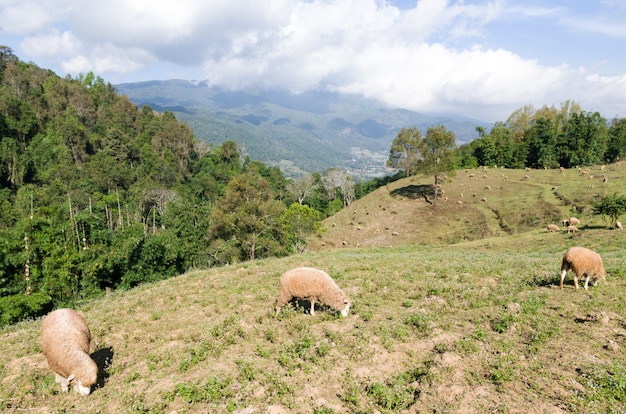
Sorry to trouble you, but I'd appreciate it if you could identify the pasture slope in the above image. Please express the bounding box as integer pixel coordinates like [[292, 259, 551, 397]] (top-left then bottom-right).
[[1, 164, 625, 414]]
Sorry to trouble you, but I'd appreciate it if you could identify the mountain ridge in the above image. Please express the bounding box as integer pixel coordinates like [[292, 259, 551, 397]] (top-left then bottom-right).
[[114, 80, 492, 177]]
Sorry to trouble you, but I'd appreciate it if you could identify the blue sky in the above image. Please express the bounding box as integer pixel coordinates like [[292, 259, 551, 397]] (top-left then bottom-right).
[[1, 0, 625, 122]]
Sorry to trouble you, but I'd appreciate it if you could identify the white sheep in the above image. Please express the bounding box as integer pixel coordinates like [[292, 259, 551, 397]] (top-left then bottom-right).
[[276, 267, 350, 317], [546, 224, 560, 232], [616, 221, 623, 230], [40, 308, 98, 396], [569, 217, 580, 226], [567, 225, 579, 234], [560, 247, 606, 290]]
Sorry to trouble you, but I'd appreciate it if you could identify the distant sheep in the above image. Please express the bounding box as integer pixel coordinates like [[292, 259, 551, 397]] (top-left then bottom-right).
[[617, 221, 623, 230], [276, 267, 350, 317], [546, 224, 560, 232], [560, 247, 606, 290], [567, 225, 579, 234], [569, 217, 580, 226], [40, 309, 98, 396]]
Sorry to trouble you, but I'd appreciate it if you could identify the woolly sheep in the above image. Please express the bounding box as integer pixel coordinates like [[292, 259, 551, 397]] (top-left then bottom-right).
[[40, 308, 98, 396], [560, 247, 606, 290], [276, 267, 350, 317], [569, 217, 580, 226], [546, 224, 560, 232], [567, 225, 579, 234], [616, 221, 623, 230]]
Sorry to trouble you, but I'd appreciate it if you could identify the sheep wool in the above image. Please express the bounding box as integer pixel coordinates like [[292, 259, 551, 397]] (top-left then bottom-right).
[[40, 308, 98, 396], [276, 267, 351, 317], [560, 247, 606, 290]]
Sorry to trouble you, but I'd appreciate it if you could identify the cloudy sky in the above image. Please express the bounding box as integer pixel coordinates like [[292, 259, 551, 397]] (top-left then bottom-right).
[[1, 0, 625, 122]]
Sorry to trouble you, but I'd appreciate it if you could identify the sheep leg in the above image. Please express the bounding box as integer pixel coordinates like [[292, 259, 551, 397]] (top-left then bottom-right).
[[573, 275, 579, 289], [309, 299, 315, 316], [56, 373, 71, 393], [559, 270, 567, 289], [583, 276, 590, 290]]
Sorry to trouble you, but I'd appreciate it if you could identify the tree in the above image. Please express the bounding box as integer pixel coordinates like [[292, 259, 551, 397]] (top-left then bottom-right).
[[525, 117, 559, 169], [558, 111, 608, 167], [322, 168, 355, 207], [387, 127, 421, 176], [592, 193, 626, 229], [416, 125, 457, 207], [287, 175, 318, 205], [605, 118, 626, 163], [208, 171, 285, 263], [280, 203, 322, 253]]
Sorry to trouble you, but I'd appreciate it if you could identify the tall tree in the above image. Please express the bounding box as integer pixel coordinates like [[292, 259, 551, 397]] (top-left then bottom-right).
[[387, 127, 421, 176], [559, 111, 608, 167], [208, 171, 285, 263], [416, 125, 457, 207], [322, 168, 355, 207], [525, 117, 559, 169]]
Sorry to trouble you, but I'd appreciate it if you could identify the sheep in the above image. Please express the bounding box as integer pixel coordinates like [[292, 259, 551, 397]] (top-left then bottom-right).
[[546, 224, 560, 232], [616, 221, 623, 230], [40, 308, 98, 396], [569, 217, 580, 226], [560, 247, 606, 290], [276, 267, 350, 317], [567, 225, 579, 234]]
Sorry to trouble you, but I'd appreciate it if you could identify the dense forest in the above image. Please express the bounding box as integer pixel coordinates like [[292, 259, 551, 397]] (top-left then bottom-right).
[[1, 45, 625, 326], [456, 101, 626, 170], [0, 46, 382, 325]]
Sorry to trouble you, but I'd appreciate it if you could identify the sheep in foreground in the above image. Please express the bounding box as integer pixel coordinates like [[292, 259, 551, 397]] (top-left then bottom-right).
[[560, 247, 606, 290], [276, 267, 350, 317], [40, 308, 98, 396]]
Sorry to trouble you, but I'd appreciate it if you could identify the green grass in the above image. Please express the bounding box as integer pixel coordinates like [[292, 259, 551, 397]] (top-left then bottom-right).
[[2, 164, 626, 413]]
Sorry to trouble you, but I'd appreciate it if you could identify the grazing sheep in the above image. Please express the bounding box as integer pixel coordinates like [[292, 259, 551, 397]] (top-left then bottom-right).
[[276, 267, 350, 317], [560, 247, 606, 290], [567, 225, 579, 234], [616, 221, 623, 230], [569, 217, 580, 226], [562, 218, 569, 227], [546, 224, 560, 232], [40, 309, 98, 396]]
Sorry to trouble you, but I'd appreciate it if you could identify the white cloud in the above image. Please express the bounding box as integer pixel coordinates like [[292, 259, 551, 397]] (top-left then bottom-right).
[[2, 0, 626, 121]]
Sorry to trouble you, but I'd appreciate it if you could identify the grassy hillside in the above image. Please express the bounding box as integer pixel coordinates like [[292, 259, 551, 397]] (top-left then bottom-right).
[[314, 163, 626, 249], [1, 166, 625, 414]]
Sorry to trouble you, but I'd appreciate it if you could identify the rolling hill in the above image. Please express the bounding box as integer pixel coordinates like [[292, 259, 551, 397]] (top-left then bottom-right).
[[1, 164, 625, 413], [114, 80, 492, 177]]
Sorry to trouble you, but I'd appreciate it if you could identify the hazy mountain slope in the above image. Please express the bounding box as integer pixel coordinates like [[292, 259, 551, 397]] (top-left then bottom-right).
[[115, 80, 491, 176]]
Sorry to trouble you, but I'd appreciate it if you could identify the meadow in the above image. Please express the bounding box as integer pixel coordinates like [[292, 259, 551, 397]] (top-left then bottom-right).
[[1, 165, 625, 413]]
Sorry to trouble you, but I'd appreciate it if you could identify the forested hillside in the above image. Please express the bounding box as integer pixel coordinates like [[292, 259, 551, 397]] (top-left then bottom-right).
[[0, 47, 352, 325]]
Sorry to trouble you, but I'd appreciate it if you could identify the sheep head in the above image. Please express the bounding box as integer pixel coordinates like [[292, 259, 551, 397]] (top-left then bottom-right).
[[340, 298, 350, 317]]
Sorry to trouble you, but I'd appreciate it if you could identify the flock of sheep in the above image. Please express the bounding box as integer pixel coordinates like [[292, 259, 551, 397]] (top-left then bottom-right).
[[40, 246, 606, 397]]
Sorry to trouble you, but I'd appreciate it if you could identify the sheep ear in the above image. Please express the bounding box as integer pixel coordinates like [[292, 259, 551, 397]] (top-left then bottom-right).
[[343, 299, 349, 304], [67, 374, 75, 382]]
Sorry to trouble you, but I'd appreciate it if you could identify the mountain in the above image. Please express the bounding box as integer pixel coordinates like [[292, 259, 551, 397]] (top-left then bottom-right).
[[114, 80, 492, 177]]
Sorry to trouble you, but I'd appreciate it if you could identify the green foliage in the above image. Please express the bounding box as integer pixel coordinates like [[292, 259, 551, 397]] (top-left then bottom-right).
[[280, 203, 321, 253], [0, 292, 52, 326], [0, 53, 302, 324], [387, 127, 422, 176], [592, 193, 626, 228]]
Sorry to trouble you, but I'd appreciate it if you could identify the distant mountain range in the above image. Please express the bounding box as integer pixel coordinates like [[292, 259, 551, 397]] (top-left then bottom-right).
[[114, 80, 491, 178]]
